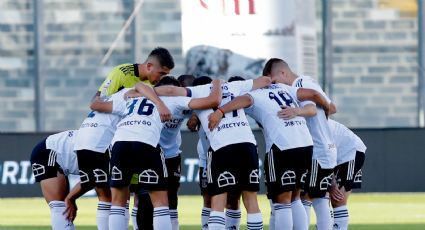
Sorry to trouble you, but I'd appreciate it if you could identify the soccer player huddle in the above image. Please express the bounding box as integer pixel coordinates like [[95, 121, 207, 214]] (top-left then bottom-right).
[[30, 47, 366, 230]]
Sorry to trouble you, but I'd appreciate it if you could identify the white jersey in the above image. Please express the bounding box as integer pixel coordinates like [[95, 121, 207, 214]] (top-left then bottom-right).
[[112, 96, 191, 147], [45, 130, 79, 176], [246, 84, 313, 151], [293, 76, 337, 168], [197, 127, 210, 168], [328, 119, 367, 165], [159, 101, 192, 159], [188, 80, 256, 151], [74, 88, 130, 152]]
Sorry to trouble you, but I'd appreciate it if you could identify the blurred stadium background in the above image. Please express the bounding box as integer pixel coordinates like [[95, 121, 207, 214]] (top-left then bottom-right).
[[0, 0, 425, 229]]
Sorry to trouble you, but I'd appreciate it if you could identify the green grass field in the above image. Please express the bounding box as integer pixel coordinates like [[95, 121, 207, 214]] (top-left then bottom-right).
[[1, 193, 424, 230]]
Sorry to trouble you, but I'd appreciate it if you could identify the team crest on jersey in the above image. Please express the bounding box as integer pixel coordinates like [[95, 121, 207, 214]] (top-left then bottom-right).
[[93, 169, 108, 183], [281, 170, 296, 186], [31, 163, 45, 177], [217, 171, 235, 188], [139, 169, 159, 184]]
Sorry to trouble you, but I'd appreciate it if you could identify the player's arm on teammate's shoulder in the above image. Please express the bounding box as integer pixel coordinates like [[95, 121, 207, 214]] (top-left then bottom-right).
[[188, 79, 223, 109], [90, 98, 113, 113], [278, 104, 317, 120], [154, 85, 188, 97], [251, 76, 272, 90], [134, 82, 172, 121], [296, 88, 331, 117], [92, 67, 124, 102], [207, 94, 253, 130]]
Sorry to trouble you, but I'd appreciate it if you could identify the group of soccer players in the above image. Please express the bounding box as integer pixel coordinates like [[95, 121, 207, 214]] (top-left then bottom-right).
[[30, 47, 366, 230]]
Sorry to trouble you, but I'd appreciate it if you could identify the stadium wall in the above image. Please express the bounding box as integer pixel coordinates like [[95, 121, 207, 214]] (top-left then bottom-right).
[[0, 129, 424, 197]]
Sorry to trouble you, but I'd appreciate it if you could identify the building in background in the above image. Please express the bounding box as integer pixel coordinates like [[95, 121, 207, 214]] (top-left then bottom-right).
[[0, 0, 420, 131]]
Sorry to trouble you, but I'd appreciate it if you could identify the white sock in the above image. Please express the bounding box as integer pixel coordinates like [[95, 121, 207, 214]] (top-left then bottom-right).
[[125, 201, 130, 229], [313, 198, 333, 230], [247, 212, 263, 230], [268, 200, 275, 230], [274, 203, 292, 230], [201, 207, 211, 230], [131, 207, 138, 230], [225, 209, 241, 230], [302, 199, 312, 227], [153, 206, 172, 230], [109, 206, 127, 230], [49, 201, 74, 230], [292, 199, 308, 230], [333, 206, 349, 230], [170, 209, 179, 230], [96, 201, 111, 230], [208, 211, 226, 230]]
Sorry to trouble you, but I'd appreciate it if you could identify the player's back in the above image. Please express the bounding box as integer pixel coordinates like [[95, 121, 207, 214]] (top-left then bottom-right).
[[329, 119, 366, 164], [112, 95, 191, 148], [75, 88, 130, 153], [46, 130, 79, 175], [190, 80, 256, 151], [247, 84, 313, 151]]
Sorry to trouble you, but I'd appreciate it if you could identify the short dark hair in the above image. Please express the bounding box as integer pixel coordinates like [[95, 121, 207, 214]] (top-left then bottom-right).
[[192, 76, 212, 86], [228, 76, 245, 82], [149, 47, 175, 69], [262, 58, 286, 76], [177, 74, 196, 87], [155, 76, 181, 87]]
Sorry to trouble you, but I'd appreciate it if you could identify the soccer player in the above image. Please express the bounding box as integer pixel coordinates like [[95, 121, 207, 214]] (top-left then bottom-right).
[[95, 47, 175, 99], [30, 130, 79, 229], [193, 76, 272, 230], [65, 83, 163, 230], [107, 79, 222, 230], [328, 119, 366, 230], [91, 47, 174, 228], [207, 81, 331, 230], [134, 76, 196, 230], [153, 75, 272, 229], [264, 58, 337, 230]]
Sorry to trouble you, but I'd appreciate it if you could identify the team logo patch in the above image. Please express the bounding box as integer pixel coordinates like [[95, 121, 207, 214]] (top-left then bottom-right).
[[217, 171, 235, 188], [354, 169, 362, 183], [300, 170, 308, 184], [320, 174, 333, 190], [249, 169, 260, 183], [32, 163, 45, 177], [281, 170, 296, 186], [111, 166, 122, 180], [93, 169, 108, 183], [79, 170, 89, 183], [139, 169, 159, 184]]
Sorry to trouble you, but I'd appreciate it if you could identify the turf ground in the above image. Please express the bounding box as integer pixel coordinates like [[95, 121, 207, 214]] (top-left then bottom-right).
[[0, 193, 424, 230]]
